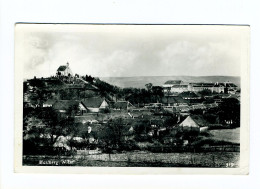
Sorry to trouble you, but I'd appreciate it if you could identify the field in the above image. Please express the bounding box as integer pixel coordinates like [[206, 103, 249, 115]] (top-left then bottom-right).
[[23, 151, 239, 167], [209, 128, 240, 144]]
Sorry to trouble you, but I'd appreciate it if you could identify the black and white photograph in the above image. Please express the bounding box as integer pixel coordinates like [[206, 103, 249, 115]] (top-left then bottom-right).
[[14, 24, 249, 173]]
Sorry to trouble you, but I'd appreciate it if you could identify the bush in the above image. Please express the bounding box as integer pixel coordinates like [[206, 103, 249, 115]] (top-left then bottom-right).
[[118, 140, 140, 151], [103, 108, 111, 113]]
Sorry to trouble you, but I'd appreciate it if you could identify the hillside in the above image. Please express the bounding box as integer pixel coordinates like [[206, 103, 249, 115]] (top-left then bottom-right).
[[100, 76, 240, 89]]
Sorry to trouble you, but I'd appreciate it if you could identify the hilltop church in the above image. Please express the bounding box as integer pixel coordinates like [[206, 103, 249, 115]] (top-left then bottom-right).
[[57, 62, 73, 77]]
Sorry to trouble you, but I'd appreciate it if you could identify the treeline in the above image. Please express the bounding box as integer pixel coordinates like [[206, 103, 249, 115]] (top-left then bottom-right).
[[190, 98, 240, 128], [93, 78, 164, 104]]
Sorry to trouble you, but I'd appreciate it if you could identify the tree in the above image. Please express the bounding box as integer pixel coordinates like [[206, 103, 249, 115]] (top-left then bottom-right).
[[218, 98, 240, 127], [164, 116, 178, 129], [37, 107, 63, 146], [37, 107, 79, 147], [67, 103, 80, 116], [152, 86, 164, 102], [145, 83, 153, 92], [133, 119, 152, 141], [165, 87, 171, 104]]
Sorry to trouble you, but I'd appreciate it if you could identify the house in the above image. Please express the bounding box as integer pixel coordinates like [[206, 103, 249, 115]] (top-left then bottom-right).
[[177, 115, 200, 131], [43, 99, 57, 107], [170, 85, 189, 93], [213, 82, 225, 93], [56, 62, 73, 77], [225, 82, 238, 92], [162, 80, 188, 94], [163, 80, 183, 88], [188, 83, 215, 92], [81, 97, 109, 113], [113, 101, 135, 111], [52, 100, 86, 115]]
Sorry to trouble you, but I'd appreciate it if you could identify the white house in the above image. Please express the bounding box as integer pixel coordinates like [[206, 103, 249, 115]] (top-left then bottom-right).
[[178, 116, 200, 131]]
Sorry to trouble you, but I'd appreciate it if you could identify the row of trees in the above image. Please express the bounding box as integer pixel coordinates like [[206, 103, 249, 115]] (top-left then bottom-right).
[[93, 79, 164, 104], [190, 98, 240, 128]]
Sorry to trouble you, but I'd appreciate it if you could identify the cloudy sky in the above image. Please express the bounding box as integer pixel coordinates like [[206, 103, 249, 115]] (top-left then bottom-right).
[[15, 24, 244, 79]]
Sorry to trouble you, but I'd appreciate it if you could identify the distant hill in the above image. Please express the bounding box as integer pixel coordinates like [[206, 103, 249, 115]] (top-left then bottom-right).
[[100, 76, 240, 89]]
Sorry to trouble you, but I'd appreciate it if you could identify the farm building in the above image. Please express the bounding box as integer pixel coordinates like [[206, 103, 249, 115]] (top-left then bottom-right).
[[81, 97, 109, 113], [52, 100, 86, 115], [162, 80, 188, 94], [112, 101, 135, 110], [178, 115, 200, 131]]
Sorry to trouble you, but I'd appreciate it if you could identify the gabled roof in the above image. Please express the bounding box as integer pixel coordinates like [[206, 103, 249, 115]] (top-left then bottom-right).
[[190, 83, 215, 87], [179, 116, 199, 128], [164, 80, 182, 85], [81, 97, 106, 108], [113, 101, 134, 109], [53, 100, 79, 110], [57, 65, 67, 71], [225, 83, 237, 88], [190, 115, 210, 127], [171, 85, 188, 88]]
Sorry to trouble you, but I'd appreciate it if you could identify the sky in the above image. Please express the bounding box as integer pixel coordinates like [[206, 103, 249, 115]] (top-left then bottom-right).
[[15, 24, 245, 79]]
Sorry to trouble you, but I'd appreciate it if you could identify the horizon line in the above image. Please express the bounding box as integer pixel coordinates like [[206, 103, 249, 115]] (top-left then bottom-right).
[[98, 75, 241, 78], [23, 75, 241, 80]]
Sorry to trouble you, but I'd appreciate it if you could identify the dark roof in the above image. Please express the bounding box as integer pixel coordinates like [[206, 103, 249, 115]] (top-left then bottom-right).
[[113, 101, 134, 109], [57, 65, 67, 71], [190, 83, 214, 87], [81, 97, 106, 108], [53, 100, 79, 111], [162, 96, 187, 104], [164, 80, 182, 85], [226, 83, 237, 88], [178, 91, 199, 98], [171, 85, 188, 88], [189, 115, 210, 127]]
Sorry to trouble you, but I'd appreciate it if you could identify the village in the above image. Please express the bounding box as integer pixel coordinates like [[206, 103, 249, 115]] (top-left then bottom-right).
[[23, 62, 241, 167]]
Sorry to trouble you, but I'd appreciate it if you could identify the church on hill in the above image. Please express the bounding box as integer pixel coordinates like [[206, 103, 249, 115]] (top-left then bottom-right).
[[56, 62, 73, 77]]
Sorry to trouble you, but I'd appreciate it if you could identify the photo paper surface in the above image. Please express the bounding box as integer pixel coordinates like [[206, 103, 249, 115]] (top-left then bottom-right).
[[14, 24, 250, 174]]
